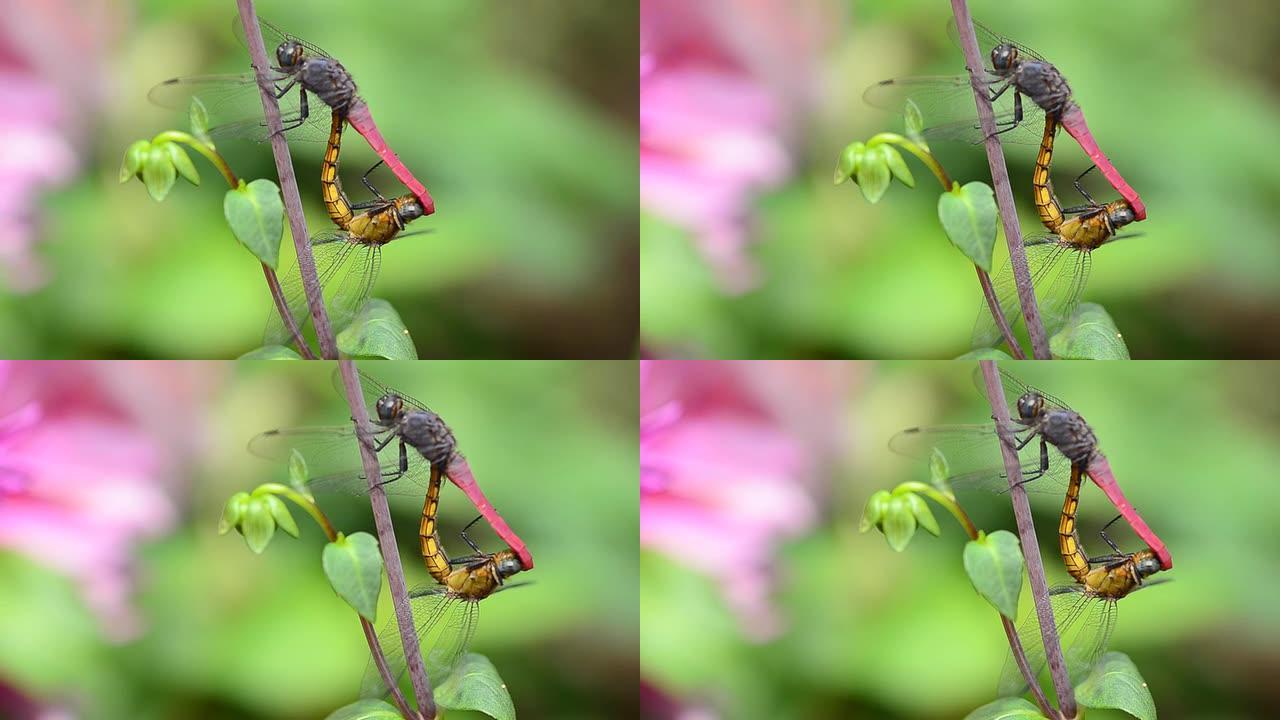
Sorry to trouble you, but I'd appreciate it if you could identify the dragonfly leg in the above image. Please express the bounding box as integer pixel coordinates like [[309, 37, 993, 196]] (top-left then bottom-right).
[[459, 515, 486, 555], [1068, 165, 1101, 208], [1097, 513, 1125, 556], [362, 160, 388, 202]]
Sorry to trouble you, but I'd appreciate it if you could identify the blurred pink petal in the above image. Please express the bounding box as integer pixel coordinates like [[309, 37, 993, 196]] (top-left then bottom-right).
[[0, 362, 221, 641], [640, 360, 848, 640], [640, 0, 838, 291]]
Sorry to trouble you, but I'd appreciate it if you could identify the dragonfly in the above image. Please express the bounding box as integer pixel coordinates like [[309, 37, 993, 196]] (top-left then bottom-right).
[[971, 116, 1137, 348], [263, 113, 428, 347], [248, 368, 534, 569], [864, 18, 1145, 220], [997, 463, 1167, 695], [889, 368, 1171, 569], [360, 516, 528, 698], [149, 16, 434, 214]]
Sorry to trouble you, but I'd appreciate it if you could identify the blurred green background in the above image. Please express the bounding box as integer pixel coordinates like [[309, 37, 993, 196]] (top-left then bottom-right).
[[641, 0, 1280, 358], [0, 360, 638, 718], [642, 361, 1280, 718], [1, 0, 636, 359]]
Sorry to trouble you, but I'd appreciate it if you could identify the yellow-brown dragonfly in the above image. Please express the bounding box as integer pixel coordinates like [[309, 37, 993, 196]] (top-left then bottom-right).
[[997, 463, 1166, 695]]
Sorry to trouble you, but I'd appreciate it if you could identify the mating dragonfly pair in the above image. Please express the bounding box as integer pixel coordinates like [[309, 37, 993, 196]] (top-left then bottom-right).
[[149, 17, 432, 350], [864, 19, 1146, 349], [249, 370, 533, 697], [890, 369, 1171, 695]]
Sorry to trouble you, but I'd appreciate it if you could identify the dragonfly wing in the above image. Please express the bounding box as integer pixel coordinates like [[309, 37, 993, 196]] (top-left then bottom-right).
[[949, 17, 1049, 64], [263, 232, 357, 346], [247, 425, 429, 495], [327, 243, 380, 334], [972, 252, 1025, 349], [997, 588, 1095, 696], [991, 363, 1075, 415], [1036, 244, 1090, 335], [1056, 592, 1116, 686], [333, 368, 439, 419], [358, 590, 449, 699], [233, 15, 334, 61], [888, 425, 1062, 494]]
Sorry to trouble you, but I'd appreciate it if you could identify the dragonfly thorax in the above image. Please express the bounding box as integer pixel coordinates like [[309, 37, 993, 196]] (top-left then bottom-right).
[[275, 40, 305, 71]]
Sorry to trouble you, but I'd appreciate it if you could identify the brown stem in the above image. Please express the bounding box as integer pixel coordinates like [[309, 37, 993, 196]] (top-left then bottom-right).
[[361, 616, 420, 720], [259, 263, 316, 358], [974, 266, 1026, 359], [235, 0, 339, 359], [949, 1, 1051, 359], [978, 361, 1071, 719], [337, 359, 435, 719]]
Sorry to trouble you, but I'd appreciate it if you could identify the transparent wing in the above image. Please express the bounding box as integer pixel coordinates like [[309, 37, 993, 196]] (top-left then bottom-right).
[[333, 368, 438, 418], [246, 425, 430, 495], [863, 76, 1046, 146], [1033, 243, 1090, 335], [327, 243, 381, 334], [990, 364, 1075, 416], [948, 17, 1049, 64], [264, 232, 364, 346], [888, 424, 1069, 494], [234, 15, 334, 61], [972, 237, 1080, 348], [359, 591, 476, 699], [997, 588, 1106, 696], [972, 252, 1023, 349], [148, 71, 332, 143]]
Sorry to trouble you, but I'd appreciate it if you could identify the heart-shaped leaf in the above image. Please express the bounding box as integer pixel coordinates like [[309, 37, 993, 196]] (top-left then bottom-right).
[[1076, 651, 1156, 720], [1050, 303, 1130, 359], [224, 179, 284, 268], [963, 530, 1023, 619], [962, 697, 1043, 720], [954, 348, 1014, 360], [336, 299, 418, 359], [434, 653, 516, 720], [237, 345, 303, 360], [322, 532, 383, 622], [938, 181, 997, 272], [322, 699, 402, 720]]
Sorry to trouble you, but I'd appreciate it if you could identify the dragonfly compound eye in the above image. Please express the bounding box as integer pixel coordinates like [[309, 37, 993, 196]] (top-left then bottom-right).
[[398, 197, 425, 223], [496, 555, 524, 578], [275, 41, 304, 69], [1109, 203, 1136, 229], [1016, 393, 1042, 420], [1135, 555, 1162, 578], [990, 43, 1017, 72], [375, 394, 403, 423]]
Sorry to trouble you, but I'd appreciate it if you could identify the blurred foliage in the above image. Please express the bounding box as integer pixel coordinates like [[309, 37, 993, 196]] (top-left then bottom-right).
[[1, 0, 637, 358], [0, 360, 638, 718], [641, 0, 1280, 358], [642, 361, 1280, 719]]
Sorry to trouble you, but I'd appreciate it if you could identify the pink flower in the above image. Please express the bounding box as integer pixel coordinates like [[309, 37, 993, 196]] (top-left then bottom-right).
[[0, 361, 220, 641], [640, 0, 837, 291], [0, 0, 120, 291], [640, 360, 850, 639]]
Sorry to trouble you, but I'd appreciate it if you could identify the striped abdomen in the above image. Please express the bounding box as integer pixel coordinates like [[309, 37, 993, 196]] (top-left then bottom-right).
[[1058, 462, 1090, 583], [321, 113, 354, 230], [1033, 116, 1064, 233], [418, 465, 452, 584]]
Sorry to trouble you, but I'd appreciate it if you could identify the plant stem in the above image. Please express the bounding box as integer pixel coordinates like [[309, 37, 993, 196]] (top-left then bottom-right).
[[153, 130, 313, 357], [871, 133, 1025, 357], [978, 361, 1071, 719], [255, 483, 337, 540], [337, 359, 434, 720], [895, 481, 978, 539], [949, 1, 1051, 359], [236, 0, 338, 360]]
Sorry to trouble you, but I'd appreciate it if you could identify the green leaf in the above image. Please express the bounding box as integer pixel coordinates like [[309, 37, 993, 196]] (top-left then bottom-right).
[[224, 179, 284, 268], [241, 496, 276, 554], [955, 348, 1015, 360], [963, 529, 1023, 619], [834, 141, 864, 185], [165, 143, 200, 186], [1050, 303, 1130, 360], [905, 492, 940, 536], [119, 140, 150, 183], [855, 144, 892, 203], [904, 99, 929, 150], [237, 345, 303, 360], [859, 489, 892, 532], [929, 447, 951, 493], [322, 532, 383, 622], [218, 491, 251, 535], [322, 699, 403, 720], [336, 299, 418, 359], [1076, 652, 1157, 720], [937, 181, 997, 272], [882, 494, 917, 551], [435, 653, 516, 720], [262, 494, 299, 538], [962, 697, 1043, 720], [142, 143, 177, 201], [883, 145, 915, 188], [189, 97, 212, 146]]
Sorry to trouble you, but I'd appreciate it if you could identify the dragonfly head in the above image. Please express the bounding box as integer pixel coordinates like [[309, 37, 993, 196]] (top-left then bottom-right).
[[494, 551, 525, 581], [990, 42, 1019, 73], [1134, 552, 1162, 580], [1106, 201, 1136, 231], [395, 195, 426, 224], [275, 40, 306, 71], [1015, 391, 1044, 422], [374, 393, 404, 425]]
